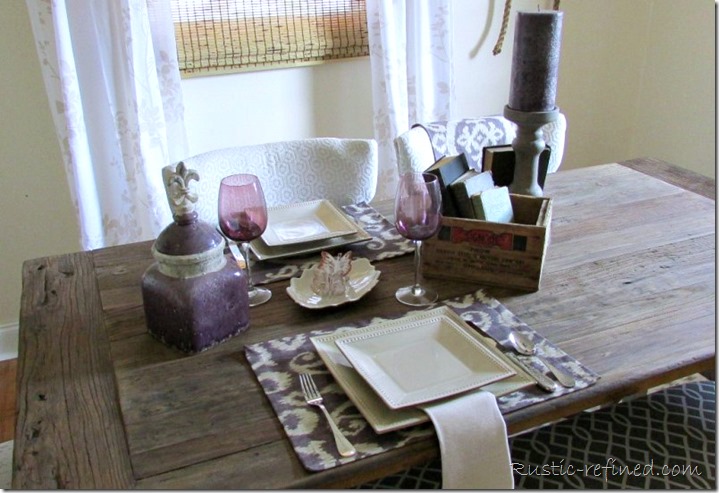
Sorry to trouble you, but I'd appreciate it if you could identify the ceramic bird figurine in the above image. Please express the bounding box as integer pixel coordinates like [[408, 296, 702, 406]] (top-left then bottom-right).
[[312, 251, 353, 297]]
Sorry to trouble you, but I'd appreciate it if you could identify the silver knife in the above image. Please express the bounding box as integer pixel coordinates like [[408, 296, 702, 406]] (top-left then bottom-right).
[[463, 319, 557, 392], [505, 352, 557, 393], [225, 241, 247, 269]]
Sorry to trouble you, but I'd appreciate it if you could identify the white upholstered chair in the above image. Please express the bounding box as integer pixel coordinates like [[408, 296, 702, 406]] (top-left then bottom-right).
[[179, 138, 378, 226], [394, 114, 567, 176]]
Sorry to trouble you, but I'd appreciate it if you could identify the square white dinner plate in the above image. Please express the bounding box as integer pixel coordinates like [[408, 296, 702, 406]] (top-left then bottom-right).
[[333, 307, 517, 409], [261, 199, 359, 247], [310, 307, 534, 433]]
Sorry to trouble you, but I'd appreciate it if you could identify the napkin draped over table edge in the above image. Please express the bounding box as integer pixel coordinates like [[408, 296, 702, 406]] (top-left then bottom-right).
[[421, 390, 514, 490]]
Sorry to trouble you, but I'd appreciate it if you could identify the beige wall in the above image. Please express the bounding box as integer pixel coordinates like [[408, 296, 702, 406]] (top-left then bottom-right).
[[0, 1, 714, 338], [0, 2, 81, 331], [557, 0, 715, 176], [629, 0, 715, 175], [182, 58, 375, 154], [556, 0, 651, 169]]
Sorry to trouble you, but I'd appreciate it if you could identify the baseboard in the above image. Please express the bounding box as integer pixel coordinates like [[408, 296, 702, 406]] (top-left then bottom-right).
[[0, 323, 18, 361]]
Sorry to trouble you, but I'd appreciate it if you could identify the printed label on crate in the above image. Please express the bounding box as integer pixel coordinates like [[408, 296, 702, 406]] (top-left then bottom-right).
[[424, 246, 540, 278], [438, 225, 527, 252]]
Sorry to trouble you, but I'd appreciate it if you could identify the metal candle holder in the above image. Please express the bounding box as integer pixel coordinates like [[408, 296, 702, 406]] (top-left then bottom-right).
[[504, 105, 559, 197]]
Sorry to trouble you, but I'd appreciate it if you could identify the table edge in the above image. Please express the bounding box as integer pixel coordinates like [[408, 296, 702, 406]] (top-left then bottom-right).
[[13, 253, 135, 489]]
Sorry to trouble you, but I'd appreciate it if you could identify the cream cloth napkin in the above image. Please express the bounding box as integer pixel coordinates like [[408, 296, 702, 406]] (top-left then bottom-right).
[[421, 390, 514, 489]]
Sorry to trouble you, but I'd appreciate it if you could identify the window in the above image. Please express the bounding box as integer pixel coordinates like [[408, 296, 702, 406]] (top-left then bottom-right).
[[171, 0, 369, 77]]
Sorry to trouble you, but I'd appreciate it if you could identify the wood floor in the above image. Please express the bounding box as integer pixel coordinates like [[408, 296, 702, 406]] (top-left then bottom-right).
[[0, 358, 16, 443]]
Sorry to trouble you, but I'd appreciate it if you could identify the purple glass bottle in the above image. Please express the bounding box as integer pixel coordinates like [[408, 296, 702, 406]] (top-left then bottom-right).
[[142, 163, 250, 353]]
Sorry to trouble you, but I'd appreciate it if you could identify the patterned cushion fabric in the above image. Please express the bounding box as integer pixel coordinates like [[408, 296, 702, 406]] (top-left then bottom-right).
[[181, 138, 378, 226], [394, 114, 567, 176], [358, 381, 716, 490], [393, 126, 437, 177], [511, 380, 716, 489], [422, 116, 516, 171]]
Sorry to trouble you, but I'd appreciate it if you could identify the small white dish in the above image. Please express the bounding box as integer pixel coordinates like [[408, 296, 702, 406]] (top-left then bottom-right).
[[286, 258, 380, 309], [334, 307, 517, 409], [262, 199, 359, 246]]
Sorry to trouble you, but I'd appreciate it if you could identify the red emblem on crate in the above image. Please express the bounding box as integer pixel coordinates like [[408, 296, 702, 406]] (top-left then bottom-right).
[[449, 226, 514, 250]]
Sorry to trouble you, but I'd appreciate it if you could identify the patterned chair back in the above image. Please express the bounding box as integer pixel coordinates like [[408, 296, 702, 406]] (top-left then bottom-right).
[[180, 138, 378, 226], [394, 114, 566, 176]]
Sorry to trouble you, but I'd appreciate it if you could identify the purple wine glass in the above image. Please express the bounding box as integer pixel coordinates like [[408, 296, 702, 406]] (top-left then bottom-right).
[[394, 172, 442, 306], [218, 174, 272, 307]]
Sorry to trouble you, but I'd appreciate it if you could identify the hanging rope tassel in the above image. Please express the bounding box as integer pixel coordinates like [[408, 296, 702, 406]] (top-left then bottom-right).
[[492, 0, 561, 56], [492, 0, 512, 56]]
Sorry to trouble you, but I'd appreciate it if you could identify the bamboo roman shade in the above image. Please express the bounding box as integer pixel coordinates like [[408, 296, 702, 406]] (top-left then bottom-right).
[[171, 0, 369, 76]]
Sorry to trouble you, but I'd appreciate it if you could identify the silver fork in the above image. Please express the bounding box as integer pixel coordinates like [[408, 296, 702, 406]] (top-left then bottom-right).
[[299, 373, 356, 457]]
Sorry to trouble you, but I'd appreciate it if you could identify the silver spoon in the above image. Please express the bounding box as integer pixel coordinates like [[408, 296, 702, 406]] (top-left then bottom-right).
[[507, 330, 535, 356], [508, 332, 576, 388]]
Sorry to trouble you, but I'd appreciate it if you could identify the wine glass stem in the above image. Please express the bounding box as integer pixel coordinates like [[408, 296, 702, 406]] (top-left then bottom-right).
[[412, 240, 423, 296], [240, 242, 255, 291]]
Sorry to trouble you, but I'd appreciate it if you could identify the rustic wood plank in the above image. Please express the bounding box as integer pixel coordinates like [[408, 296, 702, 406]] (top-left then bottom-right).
[[621, 156, 716, 200], [13, 254, 134, 489], [93, 240, 153, 313], [510, 235, 715, 342], [135, 437, 439, 489], [119, 350, 285, 479], [546, 163, 690, 209]]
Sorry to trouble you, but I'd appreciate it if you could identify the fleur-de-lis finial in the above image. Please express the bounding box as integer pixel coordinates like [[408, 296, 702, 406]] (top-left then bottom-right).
[[162, 161, 200, 217]]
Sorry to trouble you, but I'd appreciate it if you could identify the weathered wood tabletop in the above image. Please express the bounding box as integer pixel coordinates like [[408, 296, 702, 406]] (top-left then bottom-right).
[[14, 158, 715, 489]]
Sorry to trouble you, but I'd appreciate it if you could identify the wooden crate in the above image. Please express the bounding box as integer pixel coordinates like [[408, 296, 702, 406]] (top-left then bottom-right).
[[422, 194, 552, 291]]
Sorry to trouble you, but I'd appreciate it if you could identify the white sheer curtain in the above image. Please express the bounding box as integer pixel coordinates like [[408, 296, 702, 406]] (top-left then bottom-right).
[[26, 0, 188, 250], [367, 0, 454, 201]]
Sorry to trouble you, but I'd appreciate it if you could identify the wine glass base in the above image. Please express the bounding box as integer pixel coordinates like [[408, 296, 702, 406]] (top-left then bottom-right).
[[248, 287, 272, 307], [395, 285, 438, 307]]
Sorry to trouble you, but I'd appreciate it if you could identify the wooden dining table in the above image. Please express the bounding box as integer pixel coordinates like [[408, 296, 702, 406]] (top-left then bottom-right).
[[12, 158, 715, 489]]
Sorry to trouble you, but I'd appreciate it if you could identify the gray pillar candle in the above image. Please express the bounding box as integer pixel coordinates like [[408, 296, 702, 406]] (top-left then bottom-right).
[[508, 11, 563, 112]]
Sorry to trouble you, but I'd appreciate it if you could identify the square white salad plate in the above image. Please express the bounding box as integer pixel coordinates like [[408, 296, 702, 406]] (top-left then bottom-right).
[[310, 307, 533, 433], [261, 199, 359, 247], [249, 228, 372, 261], [333, 307, 517, 410]]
